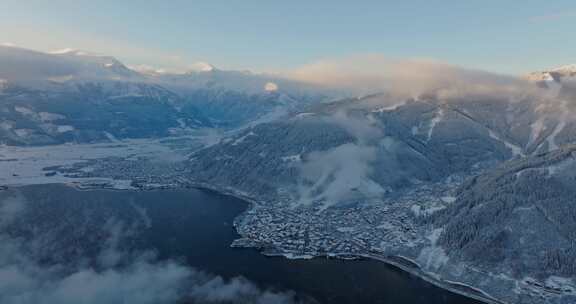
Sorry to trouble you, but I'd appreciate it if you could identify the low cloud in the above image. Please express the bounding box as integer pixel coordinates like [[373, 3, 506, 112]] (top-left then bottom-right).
[[288, 56, 564, 209], [287, 54, 542, 101], [297, 143, 384, 209], [0, 194, 304, 304], [294, 108, 388, 209], [189, 275, 300, 304], [324, 110, 382, 143]]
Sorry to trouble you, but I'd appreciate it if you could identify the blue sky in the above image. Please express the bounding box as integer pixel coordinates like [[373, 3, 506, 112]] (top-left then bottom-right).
[[1, 0, 575, 74]]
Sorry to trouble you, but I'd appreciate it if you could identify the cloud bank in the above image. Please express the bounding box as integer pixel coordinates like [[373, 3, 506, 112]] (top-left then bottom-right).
[[288, 55, 576, 209], [287, 54, 542, 100]]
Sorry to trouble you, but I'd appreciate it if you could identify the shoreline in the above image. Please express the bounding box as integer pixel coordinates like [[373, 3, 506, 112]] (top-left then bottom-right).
[[180, 182, 507, 304], [357, 254, 504, 304], [256, 250, 503, 304], [6, 180, 505, 304]]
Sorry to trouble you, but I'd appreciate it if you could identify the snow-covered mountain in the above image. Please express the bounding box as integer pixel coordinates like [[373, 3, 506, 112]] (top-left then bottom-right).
[[0, 81, 214, 145], [526, 64, 576, 89], [184, 71, 576, 303], [0, 46, 336, 145], [0, 46, 211, 145], [430, 144, 576, 303], [0, 46, 142, 85], [5, 43, 576, 303], [147, 65, 342, 127], [187, 74, 576, 206]]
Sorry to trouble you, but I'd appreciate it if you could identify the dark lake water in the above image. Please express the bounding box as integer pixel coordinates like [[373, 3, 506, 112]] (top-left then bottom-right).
[[16, 184, 483, 304]]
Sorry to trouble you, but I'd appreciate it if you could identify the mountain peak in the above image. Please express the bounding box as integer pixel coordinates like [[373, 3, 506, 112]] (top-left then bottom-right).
[[551, 64, 576, 75], [189, 62, 216, 72], [526, 64, 576, 84], [48, 48, 91, 56]]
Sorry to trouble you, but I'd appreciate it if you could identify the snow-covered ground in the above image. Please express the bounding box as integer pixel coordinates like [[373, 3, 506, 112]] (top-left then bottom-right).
[[0, 138, 189, 186]]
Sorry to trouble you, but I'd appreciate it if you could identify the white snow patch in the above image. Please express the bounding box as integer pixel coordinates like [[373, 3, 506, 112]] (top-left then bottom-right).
[[48, 48, 77, 54], [56, 125, 75, 133], [372, 101, 406, 113], [547, 120, 566, 151], [176, 118, 187, 128], [39, 112, 66, 122], [231, 131, 256, 146], [513, 205, 536, 213], [441, 196, 456, 203], [48, 48, 89, 56], [107, 94, 145, 100], [377, 222, 395, 230], [488, 130, 524, 157], [411, 204, 446, 216], [336, 227, 356, 233], [545, 276, 576, 294], [103, 132, 119, 142], [295, 112, 315, 119], [282, 253, 315, 260], [281, 154, 301, 162]]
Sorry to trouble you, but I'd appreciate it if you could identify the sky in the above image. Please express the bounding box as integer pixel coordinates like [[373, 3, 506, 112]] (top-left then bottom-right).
[[1, 0, 575, 75]]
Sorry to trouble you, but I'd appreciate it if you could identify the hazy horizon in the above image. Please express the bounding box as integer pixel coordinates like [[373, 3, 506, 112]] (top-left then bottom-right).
[[2, 0, 575, 75]]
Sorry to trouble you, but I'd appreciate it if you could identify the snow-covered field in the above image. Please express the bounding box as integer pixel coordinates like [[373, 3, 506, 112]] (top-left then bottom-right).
[[0, 138, 188, 186]]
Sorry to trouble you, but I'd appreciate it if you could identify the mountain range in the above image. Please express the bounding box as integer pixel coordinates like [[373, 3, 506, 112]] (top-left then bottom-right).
[[184, 64, 576, 303], [0, 46, 335, 145], [2, 45, 576, 303]]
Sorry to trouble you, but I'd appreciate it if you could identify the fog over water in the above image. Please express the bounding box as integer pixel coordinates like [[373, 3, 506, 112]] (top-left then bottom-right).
[[0, 184, 483, 304]]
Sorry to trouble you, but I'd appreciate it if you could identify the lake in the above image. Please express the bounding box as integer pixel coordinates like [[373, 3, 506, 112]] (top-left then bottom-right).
[[9, 184, 483, 304]]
